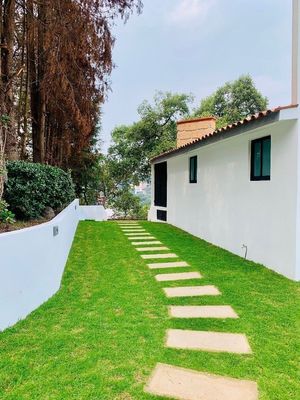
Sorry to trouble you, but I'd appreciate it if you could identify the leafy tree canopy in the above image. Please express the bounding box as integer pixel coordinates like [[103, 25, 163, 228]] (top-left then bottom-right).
[[193, 75, 268, 128], [107, 91, 193, 183]]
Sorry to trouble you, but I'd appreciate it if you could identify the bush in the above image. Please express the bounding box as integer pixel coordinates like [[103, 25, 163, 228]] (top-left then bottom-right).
[[0, 199, 15, 224], [109, 188, 148, 220], [4, 161, 75, 220]]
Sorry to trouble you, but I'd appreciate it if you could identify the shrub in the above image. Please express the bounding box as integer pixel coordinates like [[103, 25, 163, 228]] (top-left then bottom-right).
[[109, 189, 148, 220], [0, 199, 15, 224], [4, 161, 75, 220]]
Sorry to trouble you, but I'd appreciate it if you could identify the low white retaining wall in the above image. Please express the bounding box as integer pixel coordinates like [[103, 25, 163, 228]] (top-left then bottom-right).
[[79, 205, 108, 221], [0, 200, 106, 331]]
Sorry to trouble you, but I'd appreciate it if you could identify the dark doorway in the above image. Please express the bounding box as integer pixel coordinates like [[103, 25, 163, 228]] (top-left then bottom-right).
[[154, 162, 167, 207]]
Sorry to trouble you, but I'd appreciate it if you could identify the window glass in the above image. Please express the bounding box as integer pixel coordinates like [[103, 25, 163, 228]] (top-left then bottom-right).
[[262, 138, 271, 177], [189, 156, 197, 183], [253, 141, 262, 178], [251, 136, 271, 181]]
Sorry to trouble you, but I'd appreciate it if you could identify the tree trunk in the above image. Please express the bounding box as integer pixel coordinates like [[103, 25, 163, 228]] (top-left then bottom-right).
[[36, 0, 47, 163], [0, 2, 7, 199], [27, 0, 39, 162], [2, 0, 17, 160]]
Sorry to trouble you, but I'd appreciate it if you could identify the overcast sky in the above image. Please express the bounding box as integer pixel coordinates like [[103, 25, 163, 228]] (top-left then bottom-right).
[[100, 0, 293, 152]]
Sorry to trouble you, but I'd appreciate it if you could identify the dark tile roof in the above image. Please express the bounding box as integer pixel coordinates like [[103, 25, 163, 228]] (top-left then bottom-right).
[[150, 104, 298, 163]]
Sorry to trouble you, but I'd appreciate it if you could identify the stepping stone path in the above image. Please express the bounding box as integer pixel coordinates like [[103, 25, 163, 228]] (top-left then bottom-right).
[[141, 253, 178, 260], [156, 272, 202, 282], [164, 285, 220, 298], [132, 241, 162, 245], [169, 305, 238, 319], [120, 225, 140, 227], [166, 329, 252, 354], [123, 230, 146, 233], [129, 236, 156, 240], [125, 232, 151, 236], [122, 228, 146, 231], [145, 363, 258, 400], [148, 261, 189, 269], [136, 247, 169, 252], [116, 221, 258, 399]]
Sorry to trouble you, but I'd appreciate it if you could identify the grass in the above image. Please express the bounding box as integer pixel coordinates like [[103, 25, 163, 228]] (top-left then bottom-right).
[[0, 221, 299, 399]]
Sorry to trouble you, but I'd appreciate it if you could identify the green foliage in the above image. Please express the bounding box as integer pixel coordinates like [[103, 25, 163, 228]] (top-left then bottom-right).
[[109, 188, 147, 219], [71, 149, 103, 205], [194, 75, 268, 128], [107, 91, 193, 183], [0, 199, 15, 224], [4, 161, 75, 220], [0, 114, 10, 126]]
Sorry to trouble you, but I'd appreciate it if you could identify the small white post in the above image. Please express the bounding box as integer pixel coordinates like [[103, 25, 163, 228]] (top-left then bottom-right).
[[292, 0, 299, 104]]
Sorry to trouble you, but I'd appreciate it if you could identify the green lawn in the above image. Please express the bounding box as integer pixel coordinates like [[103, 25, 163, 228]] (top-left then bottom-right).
[[0, 221, 299, 399]]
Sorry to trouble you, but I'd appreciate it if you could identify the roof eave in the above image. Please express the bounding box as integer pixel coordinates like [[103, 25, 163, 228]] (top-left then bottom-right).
[[150, 105, 299, 164]]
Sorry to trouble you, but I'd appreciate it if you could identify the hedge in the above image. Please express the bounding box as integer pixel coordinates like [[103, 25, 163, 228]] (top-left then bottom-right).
[[4, 161, 75, 220]]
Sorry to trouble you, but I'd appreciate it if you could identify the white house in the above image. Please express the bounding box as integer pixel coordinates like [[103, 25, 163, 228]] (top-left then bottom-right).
[[149, 0, 300, 281]]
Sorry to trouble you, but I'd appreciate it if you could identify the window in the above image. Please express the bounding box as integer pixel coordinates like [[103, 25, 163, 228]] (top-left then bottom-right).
[[154, 162, 167, 207], [251, 136, 271, 181], [157, 210, 167, 221], [189, 156, 197, 183]]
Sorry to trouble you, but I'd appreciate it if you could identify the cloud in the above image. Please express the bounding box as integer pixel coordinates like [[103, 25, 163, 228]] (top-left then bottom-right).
[[168, 0, 216, 25]]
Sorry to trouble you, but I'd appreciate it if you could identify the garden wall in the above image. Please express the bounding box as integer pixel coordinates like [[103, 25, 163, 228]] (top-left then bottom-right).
[[0, 200, 107, 331]]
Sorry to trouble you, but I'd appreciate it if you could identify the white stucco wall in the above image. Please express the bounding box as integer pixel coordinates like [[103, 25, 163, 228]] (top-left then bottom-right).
[[150, 119, 300, 280], [0, 200, 80, 331], [79, 205, 108, 221], [0, 201, 108, 331]]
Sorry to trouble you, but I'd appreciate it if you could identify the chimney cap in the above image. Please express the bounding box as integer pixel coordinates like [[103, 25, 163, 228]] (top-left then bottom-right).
[[177, 116, 217, 125]]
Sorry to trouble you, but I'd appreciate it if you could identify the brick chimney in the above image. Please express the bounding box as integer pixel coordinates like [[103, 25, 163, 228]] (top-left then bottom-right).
[[176, 116, 216, 148]]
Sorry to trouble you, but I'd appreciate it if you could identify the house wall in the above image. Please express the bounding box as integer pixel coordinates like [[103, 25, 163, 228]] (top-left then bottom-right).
[[150, 120, 299, 280]]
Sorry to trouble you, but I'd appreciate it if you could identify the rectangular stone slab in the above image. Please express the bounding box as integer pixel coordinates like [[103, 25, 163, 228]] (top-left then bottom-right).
[[169, 305, 239, 319], [125, 233, 151, 236], [122, 230, 146, 233], [121, 226, 142, 228], [145, 363, 258, 400], [121, 227, 143, 229], [148, 261, 189, 269], [136, 247, 169, 252], [166, 329, 252, 354], [119, 223, 139, 226], [156, 272, 202, 282], [120, 226, 140, 228], [118, 224, 140, 227], [128, 236, 156, 240], [164, 285, 220, 298], [132, 241, 162, 245], [141, 253, 178, 260]]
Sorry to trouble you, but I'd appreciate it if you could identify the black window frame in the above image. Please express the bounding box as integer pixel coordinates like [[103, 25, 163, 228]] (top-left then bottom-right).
[[189, 156, 198, 184], [250, 136, 271, 181]]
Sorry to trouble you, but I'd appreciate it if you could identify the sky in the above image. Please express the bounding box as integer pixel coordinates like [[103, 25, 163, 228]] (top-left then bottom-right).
[[100, 0, 293, 152]]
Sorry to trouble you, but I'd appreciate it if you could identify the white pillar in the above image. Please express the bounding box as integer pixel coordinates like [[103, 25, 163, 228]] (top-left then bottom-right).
[[292, 0, 299, 104]]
